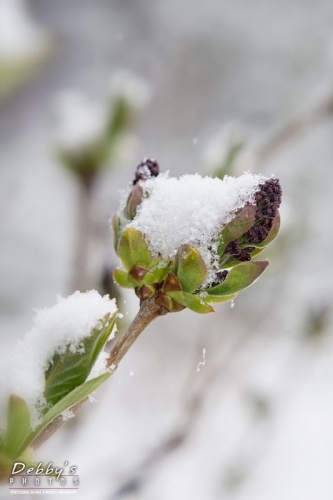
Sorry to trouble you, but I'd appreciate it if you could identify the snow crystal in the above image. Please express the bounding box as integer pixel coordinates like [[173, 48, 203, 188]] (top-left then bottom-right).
[[196, 348, 206, 372], [129, 371, 135, 377], [128, 172, 267, 280], [0, 290, 117, 432], [61, 409, 75, 421]]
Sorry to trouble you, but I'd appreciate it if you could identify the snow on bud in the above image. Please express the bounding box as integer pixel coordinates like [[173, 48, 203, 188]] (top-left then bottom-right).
[[112, 160, 282, 313]]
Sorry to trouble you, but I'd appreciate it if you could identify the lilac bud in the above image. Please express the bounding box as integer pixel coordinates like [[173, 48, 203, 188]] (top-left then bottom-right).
[[133, 157, 160, 185]]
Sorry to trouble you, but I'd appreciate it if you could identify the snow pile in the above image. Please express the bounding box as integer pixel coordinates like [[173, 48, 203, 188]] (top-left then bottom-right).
[[129, 172, 267, 275], [0, 290, 117, 431]]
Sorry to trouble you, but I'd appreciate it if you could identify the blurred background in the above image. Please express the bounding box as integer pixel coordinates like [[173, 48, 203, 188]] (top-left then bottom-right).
[[1, 0, 333, 499]]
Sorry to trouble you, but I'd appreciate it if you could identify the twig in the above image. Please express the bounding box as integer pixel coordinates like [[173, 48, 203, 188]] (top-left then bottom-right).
[[106, 298, 167, 368], [32, 298, 167, 449], [256, 89, 333, 165]]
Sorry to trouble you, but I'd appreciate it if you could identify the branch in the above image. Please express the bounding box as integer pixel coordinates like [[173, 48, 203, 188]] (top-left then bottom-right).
[[32, 298, 167, 450], [107, 297, 167, 368], [256, 89, 333, 165]]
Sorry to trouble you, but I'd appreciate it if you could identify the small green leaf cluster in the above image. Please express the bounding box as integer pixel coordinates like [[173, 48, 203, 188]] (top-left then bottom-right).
[[113, 213, 279, 314], [0, 311, 118, 478]]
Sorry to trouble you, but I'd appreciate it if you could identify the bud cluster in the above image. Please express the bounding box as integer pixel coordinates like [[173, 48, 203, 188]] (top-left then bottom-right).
[[112, 160, 282, 314]]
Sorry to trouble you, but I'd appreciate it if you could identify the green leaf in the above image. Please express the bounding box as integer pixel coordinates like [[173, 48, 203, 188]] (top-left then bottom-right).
[[204, 293, 237, 304], [44, 312, 117, 407], [248, 246, 266, 258], [184, 293, 214, 314], [217, 205, 256, 258], [117, 227, 152, 270], [206, 261, 269, 296], [111, 215, 122, 254], [151, 265, 170, 283], [126, 184, 143, 220], [20, 373, 110, 455], [174, 245, 207, 293], [113, 268, 134, 288], [3, 395, 31, 459]]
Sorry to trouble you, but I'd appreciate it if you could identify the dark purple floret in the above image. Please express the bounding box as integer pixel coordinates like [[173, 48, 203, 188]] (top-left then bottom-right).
[[225, 240, 242, 258], [133, 157, 160, 185], [224, 240, 253, 262], [211, 270, 228, 287], [245, 178, 282, 245], [222, 178, 282, 265]]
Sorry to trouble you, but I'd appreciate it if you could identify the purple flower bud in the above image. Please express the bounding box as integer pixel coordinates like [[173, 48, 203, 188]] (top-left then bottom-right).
[[133, 157, 160, 185], [211, 270, 228, 287], [245, 178, 282, 245]]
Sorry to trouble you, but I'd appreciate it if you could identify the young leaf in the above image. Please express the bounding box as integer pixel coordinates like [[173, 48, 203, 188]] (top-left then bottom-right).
[[174, 245, 207, 293], [217, 205, 256, 258], [184, 293, 214, 314], [44, 312, 117, 407], [113, 268, 134, 288], [206, 261, 269, 296], [111, 215, 122, 253], [117, 227, 152, 270], [19, 373, 111, 455], [3, 395, 31, 459], [204, 293, 237, 304], [151, 265, 170, 283], [126, 184, 143, 220]]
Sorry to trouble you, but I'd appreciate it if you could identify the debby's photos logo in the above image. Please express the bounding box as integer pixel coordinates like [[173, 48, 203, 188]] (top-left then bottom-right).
[[9, 461, 79, 495]]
